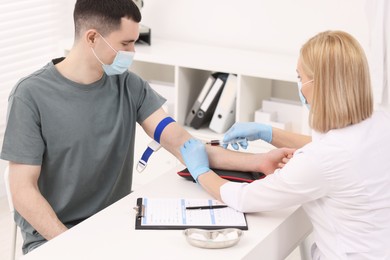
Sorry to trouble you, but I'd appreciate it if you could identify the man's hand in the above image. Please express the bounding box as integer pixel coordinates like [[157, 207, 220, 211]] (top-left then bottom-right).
[[259, 148, 295, 175]]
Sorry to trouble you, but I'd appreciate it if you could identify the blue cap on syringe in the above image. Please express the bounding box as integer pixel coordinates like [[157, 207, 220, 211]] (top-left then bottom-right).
[[205, 137, 247, 146]]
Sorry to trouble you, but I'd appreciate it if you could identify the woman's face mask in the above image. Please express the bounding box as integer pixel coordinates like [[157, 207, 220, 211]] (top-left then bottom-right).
[[297, 79, 313, 109], [91, 34, 135, 76]]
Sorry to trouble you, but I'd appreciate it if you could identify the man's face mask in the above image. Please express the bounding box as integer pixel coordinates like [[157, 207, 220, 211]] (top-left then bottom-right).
[[91, 34, 135, 76]]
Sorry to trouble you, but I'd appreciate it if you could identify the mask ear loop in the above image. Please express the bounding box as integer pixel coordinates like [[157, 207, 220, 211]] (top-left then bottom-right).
[[91, 47, 106, 65], [90, 33, 118, 66], [98, 33, 118, 53], [301, 79, 314, 87]]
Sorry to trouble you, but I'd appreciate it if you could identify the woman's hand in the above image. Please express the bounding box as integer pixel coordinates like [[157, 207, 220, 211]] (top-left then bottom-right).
[[223, 122, 272, 150], [180, 138, 210, 182]]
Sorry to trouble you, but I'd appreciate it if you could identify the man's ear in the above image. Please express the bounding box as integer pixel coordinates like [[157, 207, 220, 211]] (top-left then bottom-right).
[[85, 30, 99, 47]]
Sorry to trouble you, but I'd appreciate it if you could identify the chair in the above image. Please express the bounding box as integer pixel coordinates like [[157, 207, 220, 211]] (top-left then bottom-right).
[[4, 165, 17, 260], [299, 231, 315, 260]]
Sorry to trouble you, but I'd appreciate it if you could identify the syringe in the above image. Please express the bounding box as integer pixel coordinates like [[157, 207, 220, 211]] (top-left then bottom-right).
[[205, 137, 247, 146]]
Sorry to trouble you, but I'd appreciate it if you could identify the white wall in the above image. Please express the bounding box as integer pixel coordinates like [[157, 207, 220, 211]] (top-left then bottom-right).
[[141, 0, 369, 55], [139, 0, 387, 108], [0, 159, 7, 198], [60, 0, 77, 41]]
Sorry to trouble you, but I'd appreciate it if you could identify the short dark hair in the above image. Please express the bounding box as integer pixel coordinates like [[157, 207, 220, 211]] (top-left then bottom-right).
[[74, 0, 141, 39]]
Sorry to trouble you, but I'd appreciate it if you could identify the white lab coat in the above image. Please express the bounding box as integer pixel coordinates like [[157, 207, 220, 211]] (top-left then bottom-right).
[[221, 110, 390, 259]]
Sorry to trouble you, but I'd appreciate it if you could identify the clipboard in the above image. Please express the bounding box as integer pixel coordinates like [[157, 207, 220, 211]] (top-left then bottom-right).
[[134, 197, 248, 230]]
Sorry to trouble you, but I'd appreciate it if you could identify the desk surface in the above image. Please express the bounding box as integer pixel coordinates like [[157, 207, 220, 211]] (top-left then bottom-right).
[[22, 168, 312, 260]]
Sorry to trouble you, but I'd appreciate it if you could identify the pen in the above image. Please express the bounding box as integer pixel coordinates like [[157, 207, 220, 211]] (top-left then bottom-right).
[[205, 137, 247, 146], [185, 205, 228, 210]]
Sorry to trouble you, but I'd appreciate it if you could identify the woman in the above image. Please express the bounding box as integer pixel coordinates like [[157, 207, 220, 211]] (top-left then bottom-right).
[[180, 31, 390, 259]]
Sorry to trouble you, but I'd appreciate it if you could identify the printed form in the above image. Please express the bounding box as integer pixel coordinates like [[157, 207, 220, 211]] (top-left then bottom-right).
[[137, 198, 247, 229]]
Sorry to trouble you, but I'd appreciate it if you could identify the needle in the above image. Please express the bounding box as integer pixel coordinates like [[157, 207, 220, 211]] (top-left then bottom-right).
[[205, 137, 247, 146]]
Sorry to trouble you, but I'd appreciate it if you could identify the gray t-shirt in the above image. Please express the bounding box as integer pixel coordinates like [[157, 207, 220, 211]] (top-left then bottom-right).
[[1, 58, 166, 253]]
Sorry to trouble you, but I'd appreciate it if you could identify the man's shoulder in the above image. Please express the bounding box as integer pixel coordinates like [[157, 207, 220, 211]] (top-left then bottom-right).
[[12, 61, 55, 97], [118, 70, 145, 87]]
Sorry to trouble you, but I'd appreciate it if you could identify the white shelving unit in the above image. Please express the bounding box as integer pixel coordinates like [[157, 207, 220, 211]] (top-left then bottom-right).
[[131, 39, 304, 140]]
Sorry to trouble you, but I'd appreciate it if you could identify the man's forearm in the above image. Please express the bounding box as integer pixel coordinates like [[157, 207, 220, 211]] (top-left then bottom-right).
[[206, 146, 261, 172], [198, 171, 228, 202], [13, 186, 68, 240]]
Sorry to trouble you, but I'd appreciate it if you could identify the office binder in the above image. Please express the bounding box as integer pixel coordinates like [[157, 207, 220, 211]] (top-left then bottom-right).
[[190, 73, 228, 129], [209, 74, 238, 133], [185, 74, 217, 126], [134, 197, 248, 230]]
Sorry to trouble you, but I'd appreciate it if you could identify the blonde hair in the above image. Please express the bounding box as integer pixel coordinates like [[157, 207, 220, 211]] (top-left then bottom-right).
[[300, 31, 373, 133]]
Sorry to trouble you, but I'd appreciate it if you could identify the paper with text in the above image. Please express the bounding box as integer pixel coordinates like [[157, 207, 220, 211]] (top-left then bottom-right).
[[140, 198, 247, 228]]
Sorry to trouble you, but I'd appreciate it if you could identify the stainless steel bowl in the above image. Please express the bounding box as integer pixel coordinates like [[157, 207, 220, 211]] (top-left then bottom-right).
[[183, 228, 243, 249]]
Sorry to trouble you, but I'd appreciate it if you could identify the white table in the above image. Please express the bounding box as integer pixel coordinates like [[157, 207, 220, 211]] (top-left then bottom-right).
[[22, 167, 312, 260]]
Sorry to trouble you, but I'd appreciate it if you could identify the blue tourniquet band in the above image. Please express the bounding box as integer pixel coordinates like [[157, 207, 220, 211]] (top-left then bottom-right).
[[139, 147, 154, 167], [137, 117, 176, 172], [154, 117, 176, 143]]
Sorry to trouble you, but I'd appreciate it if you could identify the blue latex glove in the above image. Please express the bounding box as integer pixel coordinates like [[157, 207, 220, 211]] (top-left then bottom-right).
[[223, 122, 272, 150], [180, 138, 210, 182]]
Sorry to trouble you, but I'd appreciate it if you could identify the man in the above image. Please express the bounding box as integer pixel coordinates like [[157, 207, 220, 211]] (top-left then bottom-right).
[[1, 0, 292, 254]]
